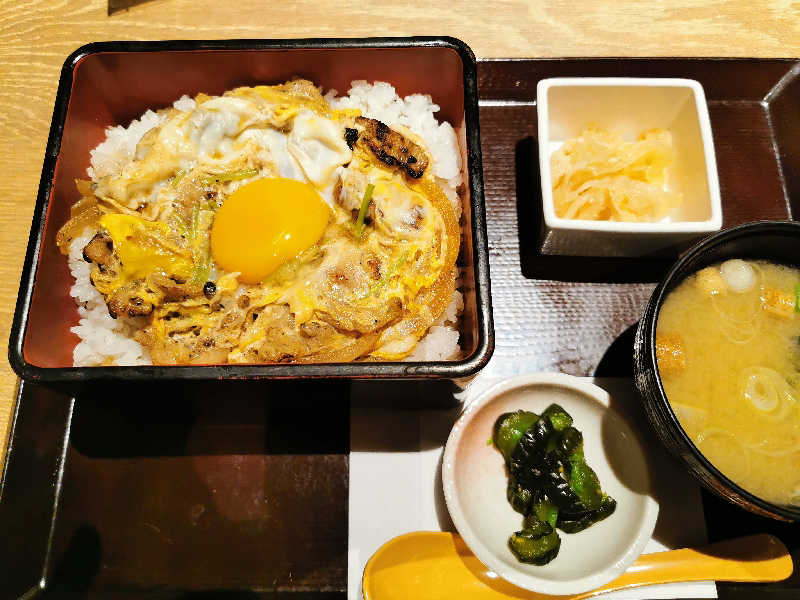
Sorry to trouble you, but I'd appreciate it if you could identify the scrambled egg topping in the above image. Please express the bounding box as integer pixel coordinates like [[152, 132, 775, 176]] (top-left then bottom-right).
[[57, 79, 460, 365]]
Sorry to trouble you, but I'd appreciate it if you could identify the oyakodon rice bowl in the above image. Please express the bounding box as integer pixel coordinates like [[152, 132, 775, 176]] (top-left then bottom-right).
[[58, 80, 464, 366]]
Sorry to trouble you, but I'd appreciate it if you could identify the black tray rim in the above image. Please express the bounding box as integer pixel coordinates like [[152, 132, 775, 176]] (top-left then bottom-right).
[[7, 36, 495, 383]]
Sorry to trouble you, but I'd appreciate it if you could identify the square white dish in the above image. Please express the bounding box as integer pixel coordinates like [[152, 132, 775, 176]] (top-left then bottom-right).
[[537, 77, 722, 257]]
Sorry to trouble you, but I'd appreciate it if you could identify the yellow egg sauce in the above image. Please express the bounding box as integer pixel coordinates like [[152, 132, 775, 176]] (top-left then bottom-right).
[[656, 260, 800, 506], [98, 213, 192, 282], [211, 178, 330, 284]]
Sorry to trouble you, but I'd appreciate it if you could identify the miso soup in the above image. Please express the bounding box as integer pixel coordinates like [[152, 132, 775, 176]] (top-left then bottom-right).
[[656, 259, 800, 506]]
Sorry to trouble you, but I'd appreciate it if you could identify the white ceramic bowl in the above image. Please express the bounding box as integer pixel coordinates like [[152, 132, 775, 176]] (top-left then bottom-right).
[[537, 77, 722, 256], [442, 373, 659, 595]]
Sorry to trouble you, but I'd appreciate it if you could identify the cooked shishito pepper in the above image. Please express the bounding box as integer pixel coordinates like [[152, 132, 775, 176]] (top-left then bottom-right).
[[557, 495, 617, 534], [532, 490, 558, 528], [507, 480, 534, 515], [494, 410, 540, 463], [542, 404, 573, 432], [493, 404, 616, 565], [509, 518, 561, 565]]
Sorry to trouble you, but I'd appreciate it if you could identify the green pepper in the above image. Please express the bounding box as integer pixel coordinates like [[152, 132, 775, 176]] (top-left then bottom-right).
[[567, 452, 604, 509], [494, 403, 617, 566], [521, 513, 551, 537], [531, 493, 559, 529], [493, 411, 539, 463], [507, 481, 533, 515], [508, 523, 561, 565], [553, 426, 583, 459], [541, 404, 573, 431], [557, 495, 617, 534], [541, 456, 583, 511], [511, 416, 553, 471]]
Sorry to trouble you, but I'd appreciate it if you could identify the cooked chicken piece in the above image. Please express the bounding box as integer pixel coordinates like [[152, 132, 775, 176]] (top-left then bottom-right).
[[355, 116, 429, 178], [370, 264, 456, 361], [142, 331, 230, 365], [336, 168, 431, 239], [148, 271, 202, 302], [274, 78, 326, 107], [82, 233, 114, 266], [335, 168, 376, 223], [136, 299, 245, 364], [240, 305, 379, 364], [251, 306, 334, 362], [107, 280, 162, 318], [227, 304, 342, 363], [655, 333, 687, 375], [372, 188, 430, 239], [311, 241, 403, 333], [361, 253, 383, 280]]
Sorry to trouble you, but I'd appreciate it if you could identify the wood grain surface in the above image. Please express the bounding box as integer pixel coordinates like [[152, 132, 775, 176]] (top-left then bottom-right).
[[1, 0, 798, 475]]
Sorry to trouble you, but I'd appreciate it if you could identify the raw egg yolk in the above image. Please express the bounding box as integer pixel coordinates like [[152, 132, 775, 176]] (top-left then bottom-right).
[[211, 177, 330, 284]]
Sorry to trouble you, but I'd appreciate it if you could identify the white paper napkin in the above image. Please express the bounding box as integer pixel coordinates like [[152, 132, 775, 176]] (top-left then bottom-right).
[[348, 376, 717, 600]]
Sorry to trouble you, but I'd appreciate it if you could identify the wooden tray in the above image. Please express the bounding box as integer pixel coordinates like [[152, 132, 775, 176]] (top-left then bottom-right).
[[2, 57, 799, 598]]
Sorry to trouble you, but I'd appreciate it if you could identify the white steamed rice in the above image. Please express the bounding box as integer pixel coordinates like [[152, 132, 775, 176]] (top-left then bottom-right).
[[70, 81, 463, 366], [69, 229, 151, 366]]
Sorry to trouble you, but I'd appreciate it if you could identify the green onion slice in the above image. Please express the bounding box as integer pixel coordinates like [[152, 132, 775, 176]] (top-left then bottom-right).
[[795, 283, 800, 313], [354, 183, 375, 238], [368, 250, 408, 297], [170, 169, 186, 187], [202, 168, 259, 186]]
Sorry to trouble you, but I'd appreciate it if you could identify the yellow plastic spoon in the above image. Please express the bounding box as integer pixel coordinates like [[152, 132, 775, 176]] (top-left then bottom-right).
[[362, 531, 793, 600]]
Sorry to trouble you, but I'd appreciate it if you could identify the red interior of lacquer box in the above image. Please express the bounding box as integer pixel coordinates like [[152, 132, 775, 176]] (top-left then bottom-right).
[[23, 46, 472, 368]]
